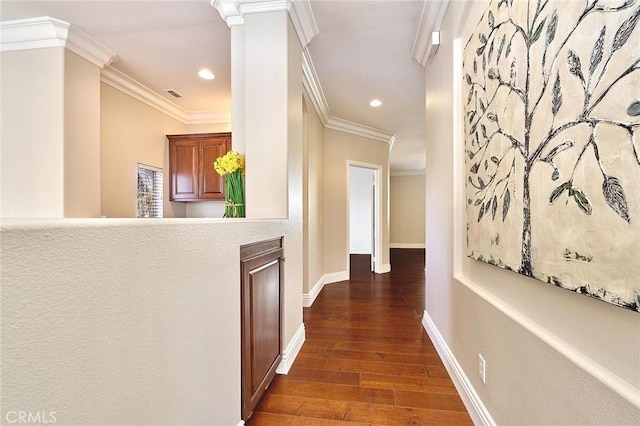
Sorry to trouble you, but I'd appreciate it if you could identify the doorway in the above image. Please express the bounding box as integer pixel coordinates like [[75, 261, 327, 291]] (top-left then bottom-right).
[[347, 162, 382, 276]]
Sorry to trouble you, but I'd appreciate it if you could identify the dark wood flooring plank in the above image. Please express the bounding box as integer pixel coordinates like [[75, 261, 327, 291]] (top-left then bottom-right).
[[283, 367, 360, 386], [394, 389, 468, 412], [246, 412, 372, 426], [266, 377, 395, 405], [359, 373, 458, 394], [293, 353, 429, 377], [254, 394, 473, 425]]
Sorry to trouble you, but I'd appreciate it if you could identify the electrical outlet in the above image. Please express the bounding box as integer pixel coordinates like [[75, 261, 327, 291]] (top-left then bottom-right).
[[478, 354, 486, 384]]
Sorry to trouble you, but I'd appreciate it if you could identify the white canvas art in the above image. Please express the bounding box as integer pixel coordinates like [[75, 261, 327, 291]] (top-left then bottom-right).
[[464, 0, 640, 311]]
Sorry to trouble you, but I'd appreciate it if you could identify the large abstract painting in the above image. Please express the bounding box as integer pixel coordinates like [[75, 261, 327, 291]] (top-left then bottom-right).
[[464, 0, 640, 311]]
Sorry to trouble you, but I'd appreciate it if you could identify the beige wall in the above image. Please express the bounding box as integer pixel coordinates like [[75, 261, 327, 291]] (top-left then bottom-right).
[[0, 218, 297, 425], [303, 91, 324, 296], [424, 1, 640, 424], [1, 48, 65, 218], [64, 51, 101, 218], [0, 47, 101, 218], [390, 174, 425, 247], [100, 83, 186, 218], [323, 128, 390, 275]]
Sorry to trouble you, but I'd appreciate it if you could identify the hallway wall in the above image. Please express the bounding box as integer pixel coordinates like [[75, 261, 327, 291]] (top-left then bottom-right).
[[424, 1, 640, 424], [390, 174, 425, 248], [323, 128, 390, 277], [303, 91, 325, 298]]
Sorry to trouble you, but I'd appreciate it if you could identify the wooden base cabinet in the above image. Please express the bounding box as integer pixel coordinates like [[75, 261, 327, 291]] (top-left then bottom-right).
[[240, 238, 284, 421]]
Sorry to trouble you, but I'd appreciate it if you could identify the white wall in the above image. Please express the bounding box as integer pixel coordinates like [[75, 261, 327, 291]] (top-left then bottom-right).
[[0, 218, 299, 425], [390, 174, 425, 248], [1, 48, 65, 218], [349, 166, 373, 254], [424, 1, 640, 424]]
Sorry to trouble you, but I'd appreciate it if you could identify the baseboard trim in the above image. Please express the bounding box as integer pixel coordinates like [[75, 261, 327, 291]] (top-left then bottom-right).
[[276, 323, 305, 375], [377, 263, 391, 274], [303, 276, 325, 307], [303, 271, 349, 307], [324, 270, 349, 284], [390, 243, 425, 249], [422, 311, 495, 426]]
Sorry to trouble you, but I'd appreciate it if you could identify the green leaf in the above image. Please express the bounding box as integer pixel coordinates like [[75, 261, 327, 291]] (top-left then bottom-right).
[[502, 189, 511, 221], [530, 18, 546, 45], [491, 195, 498, 219], [602, 175, 630, 223], [546, 11, 558, 46], [477, 203, 485, 222], [551, 72, 562, 115], [589, 26, 606, 76], [549, 181, 570, 204], [567, 50, 584, 82], [572, 188, 593, 215], [612, 5, 640, 52], [497, 35, 506, 64]]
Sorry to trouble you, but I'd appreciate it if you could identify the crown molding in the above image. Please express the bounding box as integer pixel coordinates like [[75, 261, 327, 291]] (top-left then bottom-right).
[[326, 116, 396, 145], [302, 48, 330, 125], [101, 67, 227, 125], [211, 0, 317, 46], [391, 170, 426, 177], [0, 16, 117, 68], [288, 0, 318, 47], [101, 67, 187, 123], [185, 111, 231, 125], [302, 47, 395, 147], [411, 0, 450, 67]]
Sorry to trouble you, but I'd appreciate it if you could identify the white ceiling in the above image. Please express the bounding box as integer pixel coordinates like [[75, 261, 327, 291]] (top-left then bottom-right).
[[1, 0, 429, 172]]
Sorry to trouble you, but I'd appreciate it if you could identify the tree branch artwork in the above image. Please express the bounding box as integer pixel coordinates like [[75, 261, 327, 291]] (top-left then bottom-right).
[[464, 0, 639, 311]]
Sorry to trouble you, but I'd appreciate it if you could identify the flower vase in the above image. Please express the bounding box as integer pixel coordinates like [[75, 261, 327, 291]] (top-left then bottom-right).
[[224, 168, 245, 218]]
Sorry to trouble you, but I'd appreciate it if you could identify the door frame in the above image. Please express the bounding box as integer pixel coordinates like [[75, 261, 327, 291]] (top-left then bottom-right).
[[346, 161, 383, 275]]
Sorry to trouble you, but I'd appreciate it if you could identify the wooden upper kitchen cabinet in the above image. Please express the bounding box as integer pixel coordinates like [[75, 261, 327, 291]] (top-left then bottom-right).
[[167, 133, 231, 201]]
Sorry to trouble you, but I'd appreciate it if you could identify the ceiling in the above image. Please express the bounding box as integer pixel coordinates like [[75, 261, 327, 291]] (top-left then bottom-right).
[[1, 0, 429, 172]]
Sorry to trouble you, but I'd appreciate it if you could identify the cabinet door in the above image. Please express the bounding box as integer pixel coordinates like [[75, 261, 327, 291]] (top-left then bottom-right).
[[240, 238, 283, 421], [169, 139, 199, 201], [199, 137, 230, 200]]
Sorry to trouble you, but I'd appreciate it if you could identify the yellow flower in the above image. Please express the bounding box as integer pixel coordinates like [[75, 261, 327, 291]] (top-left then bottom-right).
[[214, 150, 245, 176]]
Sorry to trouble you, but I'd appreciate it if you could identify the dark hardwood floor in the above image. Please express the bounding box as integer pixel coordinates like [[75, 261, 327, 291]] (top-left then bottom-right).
[[246, 249, 472, 425]]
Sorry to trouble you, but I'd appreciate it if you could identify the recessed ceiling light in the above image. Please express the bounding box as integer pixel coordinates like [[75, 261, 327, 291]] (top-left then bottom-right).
[[369, 99, 382, 107], [198, 69, 215, 80]]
